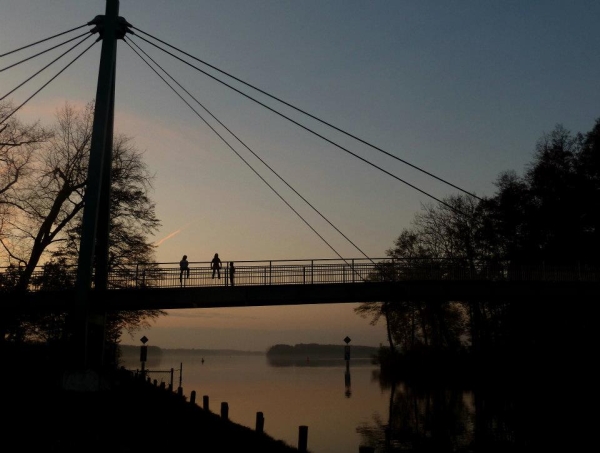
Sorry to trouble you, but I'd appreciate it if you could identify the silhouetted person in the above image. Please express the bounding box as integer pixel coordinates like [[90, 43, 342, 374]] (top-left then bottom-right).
[[229, 262, 235, 286], [180, 255, 190, 282], [211, 253, 222, 278]]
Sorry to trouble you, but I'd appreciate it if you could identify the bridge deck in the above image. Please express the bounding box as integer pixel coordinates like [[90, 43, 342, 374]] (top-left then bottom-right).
[[3, 259, 600, 311]]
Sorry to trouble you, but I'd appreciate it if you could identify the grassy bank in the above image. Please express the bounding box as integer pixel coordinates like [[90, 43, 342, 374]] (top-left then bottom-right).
[[3, 354, 301, 452]]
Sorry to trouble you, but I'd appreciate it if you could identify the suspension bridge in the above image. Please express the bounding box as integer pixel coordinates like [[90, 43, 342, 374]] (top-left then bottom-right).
[[4, 258, 600, 313], [1, 1, 484, 306], [2, 1, 599, 369]]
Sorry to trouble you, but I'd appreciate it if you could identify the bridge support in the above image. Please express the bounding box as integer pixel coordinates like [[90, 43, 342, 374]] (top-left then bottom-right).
[[70, 0, 129, 373]]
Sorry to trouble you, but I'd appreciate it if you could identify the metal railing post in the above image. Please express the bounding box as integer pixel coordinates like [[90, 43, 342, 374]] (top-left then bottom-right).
[[311, 260, 314, 284], [352, 259, 355, 283], [269, 261, 272, 285]]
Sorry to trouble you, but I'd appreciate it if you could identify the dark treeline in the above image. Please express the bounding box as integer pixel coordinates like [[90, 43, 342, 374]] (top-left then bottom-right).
[[356, 119, 600, 383], [118, 344, 264, 359], [266, 343, 379, 359], [0, 101, 164, 368]]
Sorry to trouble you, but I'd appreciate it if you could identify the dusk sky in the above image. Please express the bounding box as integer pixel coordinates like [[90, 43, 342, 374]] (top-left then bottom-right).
[[2, 1, 599, 351]]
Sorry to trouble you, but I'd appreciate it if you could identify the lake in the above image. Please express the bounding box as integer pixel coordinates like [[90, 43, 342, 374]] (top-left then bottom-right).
[[120, 350, 386, 452], [118, 349, 579, 452]]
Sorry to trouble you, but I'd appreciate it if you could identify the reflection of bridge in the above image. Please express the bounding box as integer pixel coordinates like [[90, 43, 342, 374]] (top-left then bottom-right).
[[5, 258, 600, 311]]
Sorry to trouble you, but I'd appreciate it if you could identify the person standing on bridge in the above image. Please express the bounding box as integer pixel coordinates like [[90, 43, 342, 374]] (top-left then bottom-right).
[[179, 255, 190, 283], [229, 261, 235, 286], [211, 253, 222, 279]]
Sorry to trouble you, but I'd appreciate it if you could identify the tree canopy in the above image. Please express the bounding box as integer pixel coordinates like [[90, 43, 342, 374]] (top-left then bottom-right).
[[357, 118, 600, 367], [0, 101, 165, 350]]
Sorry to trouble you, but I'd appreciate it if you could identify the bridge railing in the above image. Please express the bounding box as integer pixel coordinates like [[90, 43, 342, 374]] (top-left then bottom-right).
[[133, 259, 379, 288], [2, 258, 600, 292]]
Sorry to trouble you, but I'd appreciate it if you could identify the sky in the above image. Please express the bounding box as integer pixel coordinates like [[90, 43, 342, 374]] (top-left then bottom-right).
[[2, 1, 599, 351]]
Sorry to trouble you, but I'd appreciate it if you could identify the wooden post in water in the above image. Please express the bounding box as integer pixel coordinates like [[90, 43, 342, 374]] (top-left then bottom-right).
[[203, 395, 209, 411], [255, 412, 264, 434], [179, 362, 183, 388], [221, 402, 229, 420], [298, 425, 308, 452], [190, 390, 196, 405]]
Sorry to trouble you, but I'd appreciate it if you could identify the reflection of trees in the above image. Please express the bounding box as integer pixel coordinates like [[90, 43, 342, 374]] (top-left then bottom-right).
[[357, 370, 529, 452], [266, 356, 374, 368]]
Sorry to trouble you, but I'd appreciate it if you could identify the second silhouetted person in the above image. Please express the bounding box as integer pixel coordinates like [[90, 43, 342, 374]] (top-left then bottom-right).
[[211, 253, 222, 278], [229, 261, 235, 286], [179, 255, 190, 282]]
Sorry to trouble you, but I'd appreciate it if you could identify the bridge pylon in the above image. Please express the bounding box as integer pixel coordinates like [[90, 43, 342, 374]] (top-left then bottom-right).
[[68, 0, 132, 375]]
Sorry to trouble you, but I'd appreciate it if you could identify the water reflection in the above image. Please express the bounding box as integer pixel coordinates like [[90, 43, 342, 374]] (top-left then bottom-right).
[[356, 368, 557, 452], [345, 368, 352, 398], [266, 356, 373, 367]]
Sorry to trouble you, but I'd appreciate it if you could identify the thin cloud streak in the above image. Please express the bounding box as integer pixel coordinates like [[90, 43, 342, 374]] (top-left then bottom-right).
[[154, 221, 192, 246]]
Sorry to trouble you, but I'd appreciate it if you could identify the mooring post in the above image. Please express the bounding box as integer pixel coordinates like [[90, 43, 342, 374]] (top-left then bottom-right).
[[203, 395, 209, 411], [298, 425, 308, 452], [255, 412, 264, 433], [221, 402, 229, 420], [190, 390, 196, 405]]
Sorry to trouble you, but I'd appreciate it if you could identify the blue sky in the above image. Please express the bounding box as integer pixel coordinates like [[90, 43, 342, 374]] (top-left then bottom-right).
[[2, 1, 599, 349]]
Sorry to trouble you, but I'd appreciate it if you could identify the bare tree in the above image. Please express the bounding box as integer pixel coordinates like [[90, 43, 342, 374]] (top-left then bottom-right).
[[356, 195, 482, 356], [1, 101, 164, 347], [2, 101, 160, 289], [0, 101, 51, 264], [6, 102, 91, 288]]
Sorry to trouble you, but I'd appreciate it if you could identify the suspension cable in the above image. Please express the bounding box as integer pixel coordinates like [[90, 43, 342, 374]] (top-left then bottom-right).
[[1, 33, 95, 102], [125, 38, 366, 273], [0, 24, 89, 58], [0, 40, 98, 127], [127, 38, 375, 266], [128, 34, 469, 218], [1, 31, 92, 73], [132, 26, 482, 202]]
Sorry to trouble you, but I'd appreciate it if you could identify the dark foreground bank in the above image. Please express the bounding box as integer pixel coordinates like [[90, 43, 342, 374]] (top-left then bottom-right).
[[4, 366, 301, 452]]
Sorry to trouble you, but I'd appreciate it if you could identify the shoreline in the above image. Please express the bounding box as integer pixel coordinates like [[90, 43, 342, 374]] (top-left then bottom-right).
[[5, 366, 302, 452]]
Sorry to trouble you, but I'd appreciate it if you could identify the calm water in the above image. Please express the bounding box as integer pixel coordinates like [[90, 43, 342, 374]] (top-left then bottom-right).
[[121, 352, 386, 452], [119, 351, 572, 452]]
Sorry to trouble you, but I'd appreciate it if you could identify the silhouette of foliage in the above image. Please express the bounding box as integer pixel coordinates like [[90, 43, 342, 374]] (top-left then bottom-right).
[[357, 118, 600, 374], [0, 102, 164, 350]]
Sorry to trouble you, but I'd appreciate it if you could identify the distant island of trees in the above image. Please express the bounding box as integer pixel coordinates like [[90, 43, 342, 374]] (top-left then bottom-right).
[[266, 343, 379, 359]]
